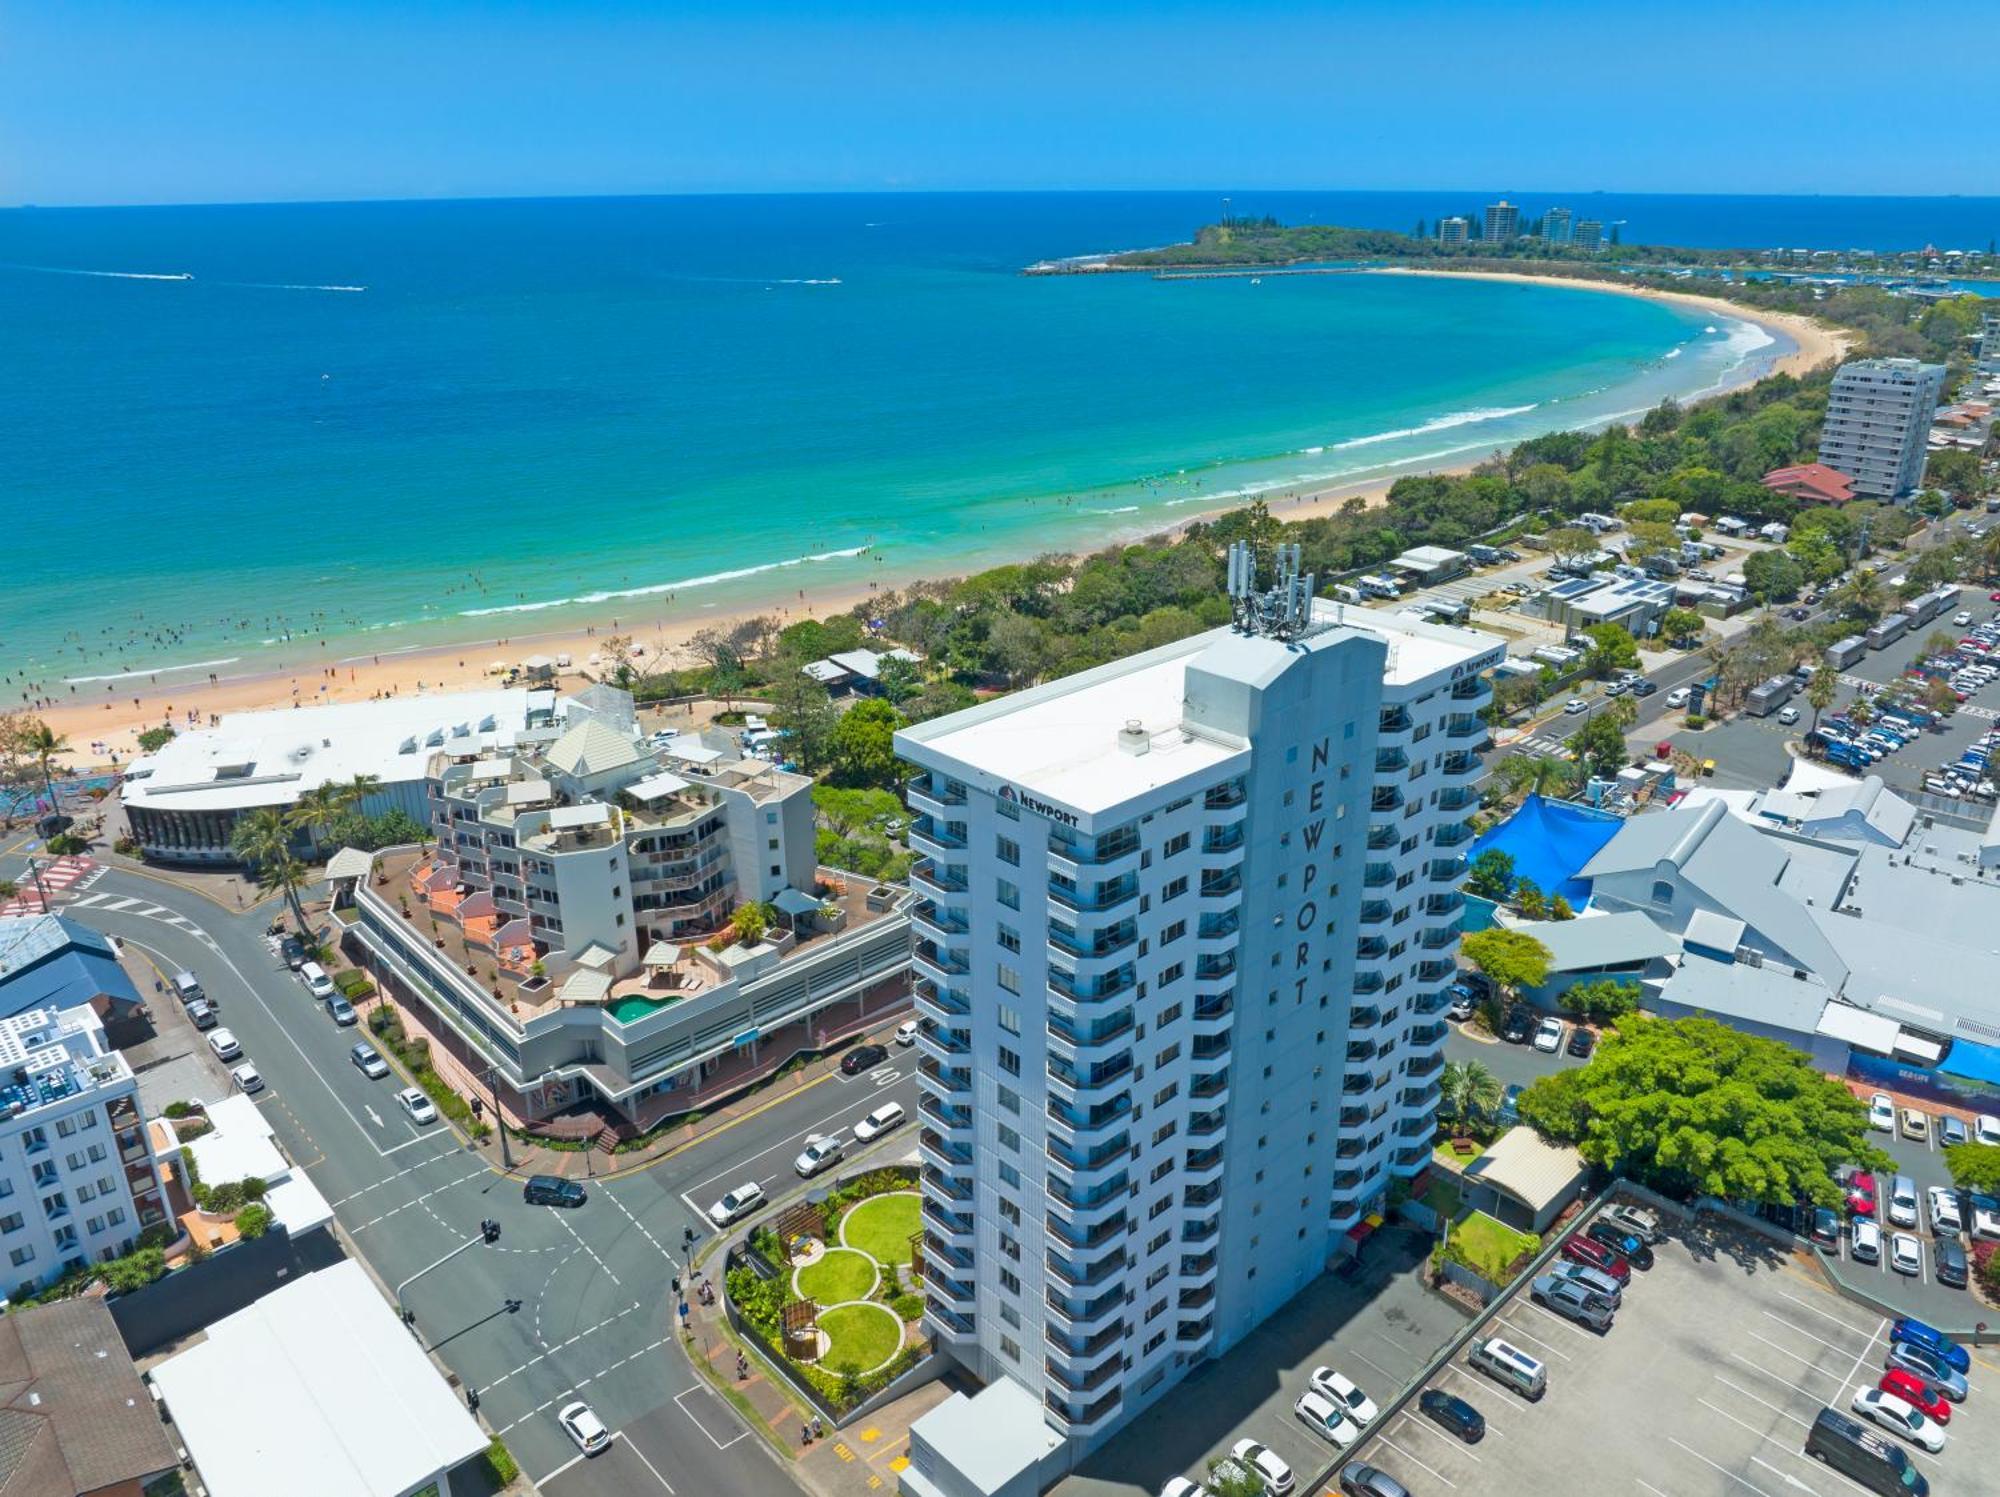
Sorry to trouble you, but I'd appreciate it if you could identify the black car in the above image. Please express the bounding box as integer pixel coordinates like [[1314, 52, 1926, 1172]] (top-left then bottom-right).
[[1935, 1234, 1968, 1289], [1566, 1026, 1597, 1059], [1808, 1206, 1842, 1251], [1628, 679, 1658, 698], [1586, 1220, 1655, 1270], [523, 1175, 588, 1208], [1338, 1464, 1413, 1497], [1500, 1006, 1534, 1044], [840, 1043, 890, 1076], [279, 934, 307, 971], [1418, 1388, 1485, 1443]]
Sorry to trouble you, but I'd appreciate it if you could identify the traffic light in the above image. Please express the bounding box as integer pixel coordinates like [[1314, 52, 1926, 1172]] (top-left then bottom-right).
[[481, 1218, 501, 1244]]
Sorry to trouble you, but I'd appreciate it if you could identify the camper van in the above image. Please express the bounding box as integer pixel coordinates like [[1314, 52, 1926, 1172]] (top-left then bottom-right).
[[1467, 1336, 1547, 1400]]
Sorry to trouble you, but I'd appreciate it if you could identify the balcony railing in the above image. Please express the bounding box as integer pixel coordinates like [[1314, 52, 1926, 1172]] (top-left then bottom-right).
[[1201, 824, 1245, 853], [1434, 821, 1473, 847], [914, 979, 972, 1017], [1049, 921, 1138, 961], [919, 1128, 974, 1166], [1204, 781, 1246, 810], [1200, 870, 1242, 898], [1048, 1134, 1132, 1175], [913, 900, 970, 935], [1049, 876, 1139, 914], [919, 1021, 972, 1055], [1047, 1317, 1125, 1360], [1371, 788, 1403, 812], [1049, 1171, 1130, 1213], [1188, 1106, 1227, 1137], [917, 1056, 973, 1092], [1046, 1387, 1122, 1428], [1442, 753, 1482, 778], [1447, 714, 1486, 738], [1048, 1210, 1128, 1252], [930, 1305, 976, 1337], [1451, 676, 1491, 701], [1046, 1353, 1124, 1397], [911, 816, 969, 849], [911, 775, 967, 807], [911, 860, 969, 895], [1193, 991, 1233, 1022], [923, 1167, 975, 1203], [1190, 1068, 1229, 1099], [1049, 1008, 1136, 1050], [914, 941, 970, 976], [1050, 964, 1136, 1003], [1045, 1285, 1124, 1328], [1367, 823, 1398, 850], [1049, 1051, 1134, 1095], [1046, 1249, 1128, 1292], [1194, 952, 1237, 980], [1182, 1214, 1220, 1243]]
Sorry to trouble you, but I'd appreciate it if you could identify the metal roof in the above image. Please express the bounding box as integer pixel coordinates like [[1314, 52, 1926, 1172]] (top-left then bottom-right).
[[1659, 952, 1833, 1035], [1463, 1128, 1588, 1214], [1509, 911, 1679, 972]]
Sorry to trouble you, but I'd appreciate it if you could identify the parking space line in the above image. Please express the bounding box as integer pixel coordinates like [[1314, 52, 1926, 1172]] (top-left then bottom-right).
[[1747, 1329, 1842, 1374], [1729, 1353, 1844, 1401], [1493, 1316, 1574, 1360], [1710, 1375, 1815, 1430], [1772, 1288, 1880, 1338], [535, 1450, 589, 1488], [1635, 1482, 1671, 1497], [1370, 1434, 1456, 1489], [1512, 1298, 1594, 1343], [617, 1430, 678, 1493], [673, 1386, 750, 1451], [1667, 1435, 1778, 1496], [1345, 1347, 1402, 1384], [1760, 1311, 1876, 1357], [1395, 1414, 1482, 1461], [1440, 1361, 1529, 1413], [1829, 1315, 1888, 1407]]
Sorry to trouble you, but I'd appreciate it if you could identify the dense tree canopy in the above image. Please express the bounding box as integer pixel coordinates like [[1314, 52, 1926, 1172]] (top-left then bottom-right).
[[1460, 928, 1552, 995], [1515, 1016, 1889, 1207]]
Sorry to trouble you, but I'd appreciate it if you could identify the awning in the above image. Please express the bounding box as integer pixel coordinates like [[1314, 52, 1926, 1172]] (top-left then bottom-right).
[[559, 969, 613, 1003], [643, 943, 683, 968], [626, 771, 691, 802], [773, 888, 824, 917], [575, 942, 618, 970], [324, 847, 373, 881]]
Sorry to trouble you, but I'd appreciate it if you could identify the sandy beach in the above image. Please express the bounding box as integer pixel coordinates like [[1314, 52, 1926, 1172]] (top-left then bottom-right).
[[29, 270, 1851, 772]]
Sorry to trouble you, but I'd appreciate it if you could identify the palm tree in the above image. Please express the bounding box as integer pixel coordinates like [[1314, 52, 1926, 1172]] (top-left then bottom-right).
[[231, 808, 311, 932], [337, 773, 383, 814], [285, 783, 347, 857], [1439, 1059, 1503, 1131], [1497, 753, 1577, 803], [23, 721, 68, 820], [1806, 667, 1838, 736]]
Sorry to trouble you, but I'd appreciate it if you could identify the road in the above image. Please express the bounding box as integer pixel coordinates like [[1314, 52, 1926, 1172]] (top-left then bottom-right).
[[46, 862, 918, 1496]]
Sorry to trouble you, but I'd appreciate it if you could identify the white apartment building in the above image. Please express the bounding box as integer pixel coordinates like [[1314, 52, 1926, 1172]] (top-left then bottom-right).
[[1817, 357, 1947, 500], [0, 1004, 167, 1294], [1979, 313, 2000, 377], [895, 554, 1500, 1465], [1542, 207, 1574, 245]]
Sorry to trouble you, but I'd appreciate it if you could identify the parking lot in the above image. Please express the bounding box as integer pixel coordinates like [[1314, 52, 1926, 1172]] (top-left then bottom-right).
[[1359, 1215, 2000, 1496], [1053, 1226, 1470, 1497]]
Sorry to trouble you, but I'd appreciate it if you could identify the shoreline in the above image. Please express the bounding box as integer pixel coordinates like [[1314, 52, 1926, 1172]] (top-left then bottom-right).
[[27, 271, 1849, 771]]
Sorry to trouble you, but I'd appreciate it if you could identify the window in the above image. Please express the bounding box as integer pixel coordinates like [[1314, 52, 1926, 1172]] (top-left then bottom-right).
[[55, 1118, 75, 1138], [1157, 1002, 1182, 1026], [0, 1214, 20, 1235], [7, 1246, 31, 1267], [999, 1159, 1024, 1189], [1151, 1157, 1175, 1183], [997, 964, 1021, 995], [998, 1197, 1020, 1226], [998, 1046, 1021, 1077], [1164, 832, 1191, 858], [997, 1124, 1021, 1153], [1144, 1331, 1167, 1356], [85, 1215, 104, 1235], [999, 1232, 1021, 1260], [1000, 1335, 1020, 1363], [86, 1144, 104, 1164], [1154, 1083, 1179, 1107], [1160, 920, 1186, 946], [1146, 1298, 1168, 1323], [998, 1005, 1021, 1036], [997, 794, 1019, 820], [1146, 1264, 1169, 1289], [996, 835, 1020, 865], [1158, 962, 1184, 987], [1149, 1194, 1173, 1220], [1153, 1121, 1177, 1146], [997, 925, 1021, 954], [997, 879, 1020, 910], [106, 1208, 124, 1227], [997, 1085, 1020, 1115], [1163, 876, 1188, 902], [999, 1267, 1021, 1295], [1148, 1229, 1171, 1254], [999, 1301, 1021, 1328], [1651, 879, 1675, 905], [1154, 1044, 1181, 1068]]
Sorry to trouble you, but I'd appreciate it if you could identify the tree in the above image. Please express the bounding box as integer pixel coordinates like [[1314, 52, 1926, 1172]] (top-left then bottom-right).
[[1496, 753, 1577, 804], [1806, 666, 1838, 735], [1943, 1143, 2000, 1195], [727, 902, 771, 947], [876, 654, 922, 706], [1567, 711, 1629, 781], [766, 660, 839, 773], [1513, 1016, 1890, 1208], [1584, 622, 1641, 676], [1460, 928, 1552, 1003], [1742, 549, 1805, 603], [230, 808, 311, 932], [1513, 878, 1546, 919], [1544, 526, 1599, 567], [136, 725, 177, 753], [1561, 978, 1639, 1020], [826, 699, 905, 790], [1658, 607, 1707, 649], [1547, 894, 1576, 920], [1465, 849, 1515, 901], [285, 783, 347, 856], [811, 784, 903, 837], [1439, 1059, 1503, 1130], [687, 628, 747, 712], [0, 716, 69, 820]]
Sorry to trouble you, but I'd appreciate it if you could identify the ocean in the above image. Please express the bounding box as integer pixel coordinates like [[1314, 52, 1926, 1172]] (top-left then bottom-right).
[[2, 189, 1987, 688]]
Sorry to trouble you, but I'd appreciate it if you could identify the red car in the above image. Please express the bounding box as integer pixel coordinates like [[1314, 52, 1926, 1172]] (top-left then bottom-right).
[[1880, 1369, 1951, 1425], [1561, 1234, 1631, 1283], [1846, 1170, 1878, 1217]]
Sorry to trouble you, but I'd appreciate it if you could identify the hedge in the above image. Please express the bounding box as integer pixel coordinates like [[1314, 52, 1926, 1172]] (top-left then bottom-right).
[[366, 1007, 490, 1139], [333, 968, 374, 999]]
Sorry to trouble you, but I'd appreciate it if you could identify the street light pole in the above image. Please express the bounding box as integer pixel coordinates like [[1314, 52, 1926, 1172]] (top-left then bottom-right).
[[396, 1219, 501, 1324], [23, 857, 51, 913], [483, 1064, 512, 1171]]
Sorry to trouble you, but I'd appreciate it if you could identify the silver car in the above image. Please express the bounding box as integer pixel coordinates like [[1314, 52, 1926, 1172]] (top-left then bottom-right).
[[1530, 1272, 1615, 1332], [1550, 1259, 1624, 1305]]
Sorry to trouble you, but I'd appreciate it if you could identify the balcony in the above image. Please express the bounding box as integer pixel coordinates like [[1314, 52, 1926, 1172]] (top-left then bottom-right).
[[1046, 1353, 1124, 1397], [1371, 787, 1403, 813], [927, 1270, 977, 1307], [1047, 1248, 1128, 1292], [917, 1056, 973, 1093], [1050, 964, 1136, 1003], [1375, 748, 1409, 774], [1379, 707, 1413, 734], [1396, 1142, 1433, 1168], [923, 1166, 975, 1203], [1048, 1209, 1128, 1252], [919, 1093, 974, 1136], [1414, 958, 1456, 986], [1420, 925, 1457, 950], [1182, 1214, 1220, 1243], [1046, 1284, 1125, 1332], [907, 776, 967, 815], [1199, 869, 1242, 899], [919, 1128, 974, 1168], [1049, 920, 1138, 962], [1204, 781, 1246, 810], [1048, 1133, 1132, 1176], [914, 979, 972, 1019], [912, 900, 970, 937], [1049, 1170, 1130, 1215], [1183, 1180, 1222, 1209], [1346, 1040, 1376, 1063], [914, 940, 970, 977], [1184, 1144, 1224, 1180], [1193, 990, 1234, 1023], [1433, 821, 1473, 847], [1048, 1317, 1126, 1361], [1177, 1316, 1214, 1346], [1363, 862, 1394, 889], [1437, 786, 1480, 812], [1048, 1007, 1136, 1053], [1350, 1005, 1382, 1029], [924, 1233, 974, 1274], [1193, 952, 1237, 981], [1397, 1114, 1433, 1138], [1201, 823, 1245, 854], [911, 859, 969, 895], [918, 1020, 972, 1056], [1048, 1093, 1133, 1140], [910, 816, 969, 851], [1190, 1068, 1229, 1099], [929, 1305, 976, 1338], [1188, 1106, 1227, 1137], [1447, 714, 1487, 740], [1178, 1283, 1217, 1312], [1049, 828, 1141, 868], [1427, 855, 1465, 883], [1450, 675, 1492, 702], [1423, 891, 1464, 919], [1409, 1022, 1449, 1047], [923, 1199, 976, 1241], [1340, 1106, 1368, 1129], [1191, 1032, 1230, 1062], [1049, 875, 1139, 915], [1049, 1051, 1134, 1097], [1359, 900, 1392, 926], [1046, 1388, 1122, 1430], [1405, 1049, 1446, 1078], [1442, 753, 1482, 778], [1197, 911, 1241, 941], [1179, 1249, 1219, 1284]]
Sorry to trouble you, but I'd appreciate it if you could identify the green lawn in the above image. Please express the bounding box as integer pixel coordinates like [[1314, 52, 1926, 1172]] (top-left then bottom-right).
[[841, 1192, 920, 1267], [1445, 1210, 1540, 1282], [796, 1248, 877, 1305], [816, 1302, 904, 1375]]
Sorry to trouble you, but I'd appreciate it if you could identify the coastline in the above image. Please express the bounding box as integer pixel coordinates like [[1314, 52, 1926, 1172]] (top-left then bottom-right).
[[29, 271, 1848, 772]]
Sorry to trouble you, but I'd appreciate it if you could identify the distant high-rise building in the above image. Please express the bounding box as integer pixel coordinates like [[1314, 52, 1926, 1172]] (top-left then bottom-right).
[[894, 564, 1500, 1464], [1818, 358, 1947, 501], [1438, 216, 1470, 247], [1573, 220, 1604, 252], [1979, 313, 2000, 377], [1543, 207, 1574, 244], [1484, 200, 1520, 243]]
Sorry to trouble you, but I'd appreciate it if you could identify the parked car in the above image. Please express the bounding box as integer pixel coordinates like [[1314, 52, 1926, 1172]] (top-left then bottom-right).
[[840, 1043, 889, 1076], [1562, 697, 1589, 715], [1566, 1026, 1597, 1059], [852, 1101, 907, 1143], [1600, 1202, 1664, 1244], [1886, 1342, 1967, 1401], [1890, 1232, 1924, 1276], [1935, 1235, 1968, 1289], [1940, 1115, 1969, 1148], [1851, 1218, 1882, 1263], [187, 1000, 219, 1031], [1160, 1481, 1212, 1497], [1849, 1388, 1947, 1453], [1585, 1220, 1654, 1270], [397, 1087, 438, 1124], [1530, 1272, 1615, 1331], [794, 1134, 845, 1177], [1845, 1169, 1879, 1217], [1868, 1093, 1897, 1132], [1891, 1319, 1969, 1373], [1227, 1439, 1295, 1495], [1532, 1016, 1566, 1053], [1293, 1390, 1360, 1449], [300, 961, 336, 1000], [1900, 1108, 1930, 1143], [558, 1400, 612, 1455], [524, 1175, 587, 1208], [1977, 1114, 2000, 1147], [1308, 1368, 1377, 1426], [207, 1028, 242, 1062], [1810, 1207, 1842, 1251], [1927, 1186, 1962, 1237], [1337, 1466, 1412, 1497], [1561, 1234, 1631, 1283], [231, 1063, 263, 1094], [279, 934, 307, 971], [327, 995, 358, 1026], [1888, 1175, 1919, 1229], [708, 1181, 767, 1227], [1500, 1007, 1534, 1044], [1667, 687, 1692, 708], [1879, 1371, 1952, 1425], [350, 1042, 390, 1078], [1447, 987, 1477, 1021], [1549, 1259, 1624, 1305], [1629, 679, 1658, 698], [1971, 1191, 2000, 1241], [1417, 1389, 1485, 1443], [894, 1020, 919, 1046]]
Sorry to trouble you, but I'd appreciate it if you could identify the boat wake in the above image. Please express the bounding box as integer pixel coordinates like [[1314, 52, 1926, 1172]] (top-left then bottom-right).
[[4, 263, 192, 281], [458, 545, 874, 618], [228, 281, 369, 293], [1330, 404, 1538, 451]]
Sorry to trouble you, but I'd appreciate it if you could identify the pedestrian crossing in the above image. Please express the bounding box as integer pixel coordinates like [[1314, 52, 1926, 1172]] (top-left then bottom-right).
[[63, 887, 220, 950], [0, 855, 103, 916], [1505, 733, 1575, 760]]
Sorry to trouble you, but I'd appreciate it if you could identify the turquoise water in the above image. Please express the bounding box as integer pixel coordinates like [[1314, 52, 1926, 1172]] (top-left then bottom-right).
[[0, 193, 1784, 688]]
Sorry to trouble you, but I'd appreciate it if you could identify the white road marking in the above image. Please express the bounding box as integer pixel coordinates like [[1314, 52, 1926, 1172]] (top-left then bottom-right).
[[618, 1430, 678, 1493], [1370, 1434, 1455, 1488], [1830, 1315, 1889, 1407], [674, 1386, 751, 1450], [328, 1148, 464, 1206], [1760, 1311, 1875, 1357], [602, 1185, 681, 1271], [684, 1085, 917, 1197], [1710, 1374, 1815, 1430], [1668, 1435, 1778, 1496], [1396, 1413, 1483, 1462], [365, 1105, 384, 1128], [551, 1203, 624, 1287], [534, 1450, 590, 1488], [347, 1167, 489, 1232], [1493, 1316, 1573, 1361]]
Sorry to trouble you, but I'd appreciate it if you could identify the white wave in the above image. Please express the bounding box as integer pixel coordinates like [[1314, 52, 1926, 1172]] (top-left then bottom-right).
[[1330, 404, 1538, 452], [459, 546, 873, 619], [64, 655, 239, 685], [1301, 445, 1325, 455], [1704, 325, 1718, 333], [1089, 505, 1141, 515], [774, 278, 841, 286], [1663, 348, 1681, 359], [5, 263, 192, 282]]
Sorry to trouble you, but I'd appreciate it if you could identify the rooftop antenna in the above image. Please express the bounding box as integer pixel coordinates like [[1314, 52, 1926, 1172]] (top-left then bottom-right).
[[1226, 540, 1332, 643]]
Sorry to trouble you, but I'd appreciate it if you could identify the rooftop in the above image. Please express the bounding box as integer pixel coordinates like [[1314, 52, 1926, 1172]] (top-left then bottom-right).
[[1463, 1127, 1588, 1215], [906, 1376, 1063, 1497], [1658, 949, 1835, 1035], [0, 1297, 176, 1497], [0, 915, 140, 1023], [148, 1260, 488, 1497], [0, 1006, 127, 1120]]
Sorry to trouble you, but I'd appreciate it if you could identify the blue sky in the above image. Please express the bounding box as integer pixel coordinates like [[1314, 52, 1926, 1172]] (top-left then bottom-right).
[[4, 0, 1989, 206]]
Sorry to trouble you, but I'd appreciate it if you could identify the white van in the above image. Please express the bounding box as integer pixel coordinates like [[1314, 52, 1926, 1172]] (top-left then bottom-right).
[[171, 970, 205, 1005], [1467, 1336, 1547, 1400], [300, 961, 336, 1000]]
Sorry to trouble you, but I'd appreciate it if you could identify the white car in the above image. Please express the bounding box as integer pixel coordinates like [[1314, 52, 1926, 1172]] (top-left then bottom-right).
[[1159, 1482, 1211, 1497], [1850, 1388, 1948, 1453], [1868, 1093, 1897, 1132], [1890, 1232, 1923, 1277], [1228, 1439, 1296, 1496], [1532, 1016, 1565, 1053], [1562, 697, 1589, 715], [894, 1020, 919, 1047], [396, 1087, 438, 1124], [558, 1399, 612, 1455], [1955, 611, 1974, 626], [1972, 1194, 2000, 1241], [708, 1181, 767, 1227], [1979, 1114, 2000, 1148], [231, 1063, 264, 1094], [852, 1101, 907, 1143], [1293, 1390, 1360, 1449], [794, 1133, 845, 1177], [1900, 1108, 1929, 1142], [1928, 1186, 1963, 1236], [1308, 1367, 1377, 1426], [1851, 1218, 1882, 1264], [1667, 687, 1691, 708], [207, 1028, 242, 1062]]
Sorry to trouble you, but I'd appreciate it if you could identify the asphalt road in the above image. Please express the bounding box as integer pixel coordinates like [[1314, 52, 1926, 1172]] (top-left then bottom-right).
[[52, 864, 918, 1497]]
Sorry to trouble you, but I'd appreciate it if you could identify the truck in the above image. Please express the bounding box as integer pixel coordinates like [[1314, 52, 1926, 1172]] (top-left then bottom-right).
[[1746, 675, 1798, 717], [1826, 636, 1868, 670]]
